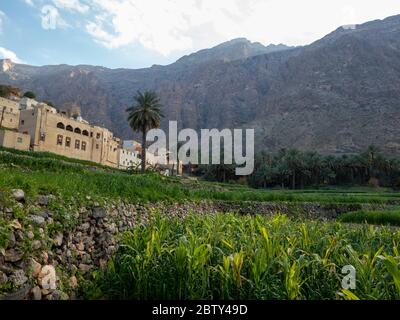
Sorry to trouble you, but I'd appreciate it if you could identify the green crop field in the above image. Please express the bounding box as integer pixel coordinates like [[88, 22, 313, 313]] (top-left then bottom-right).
[[93, 213, 400, 300], [1, 148, 399, 205], [1, 147, 400, 300]]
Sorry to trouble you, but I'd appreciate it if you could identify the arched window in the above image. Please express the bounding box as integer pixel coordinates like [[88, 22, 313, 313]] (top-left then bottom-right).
[[66, 125, 73, 132], [57, 122, 65, 129], [57, 135, 63, 145], [74, 128, 82, 134], [82, 130, 89, 136]]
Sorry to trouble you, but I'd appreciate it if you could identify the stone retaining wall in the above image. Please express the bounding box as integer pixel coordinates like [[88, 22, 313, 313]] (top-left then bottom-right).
[[0, 191, 387, 300]]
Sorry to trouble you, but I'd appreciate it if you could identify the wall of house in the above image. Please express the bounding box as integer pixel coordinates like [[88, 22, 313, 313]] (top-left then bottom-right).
[[118, 148, 140, 169], [0, 97, 20, 130], [20, 104, 105, 163], [0, 129, 30, 151], [0, 97, 166, 170]]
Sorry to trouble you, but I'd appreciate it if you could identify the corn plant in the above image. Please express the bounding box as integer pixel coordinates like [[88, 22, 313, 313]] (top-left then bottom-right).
[[98, 213, 400, 300]]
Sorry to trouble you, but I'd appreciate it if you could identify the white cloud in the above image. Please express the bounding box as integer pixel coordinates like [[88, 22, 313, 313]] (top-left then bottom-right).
[[24, 0, 34, 6], [41, 5, 69, 30], [0, 10, 5, 33], [0, 47, 25, 63], [83, 0, 400, 56], [52, 0, 90, 14]]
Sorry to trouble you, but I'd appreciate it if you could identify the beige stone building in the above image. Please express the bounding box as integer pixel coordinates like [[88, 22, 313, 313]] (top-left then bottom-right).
[[0, 97, 20, 130], [0, 96, 176, 171], [123, 140, 183, 174], [118, 148, 140, 170], [0, 129, 30, 151], [18, 102, 121, 167]]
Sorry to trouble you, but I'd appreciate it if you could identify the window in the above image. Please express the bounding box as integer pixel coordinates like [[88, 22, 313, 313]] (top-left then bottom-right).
[[57, 135, 63, 145], [74, 128, 81, 134], [75, 139, 80, 149], [96, 133, 101, 139], [66, 137, 71, 147], [90, 132, 93, 137], [17, 137, 23, 144], [21, 120, 25, 125], [96, 144, 99, 149], [82, 130, 89, 136], [66, 125, 73, 132], [40, 133, 45, 142], [81, 141, 86, 151], [57, 122, 65, 129]]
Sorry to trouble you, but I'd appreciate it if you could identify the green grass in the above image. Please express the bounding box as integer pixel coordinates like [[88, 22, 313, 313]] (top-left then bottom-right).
[[0, 146, 121, 172], [93, 213, 400, 300], [1, 148, 400, 205], [340, 209, 400, 226]]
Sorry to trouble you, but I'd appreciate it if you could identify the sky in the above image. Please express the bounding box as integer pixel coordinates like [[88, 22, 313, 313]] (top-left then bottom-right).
[[0, 0, 400, 69]]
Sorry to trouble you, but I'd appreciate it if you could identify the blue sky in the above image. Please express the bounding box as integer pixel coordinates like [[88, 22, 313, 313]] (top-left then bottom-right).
[[0, 0, 400, 69]]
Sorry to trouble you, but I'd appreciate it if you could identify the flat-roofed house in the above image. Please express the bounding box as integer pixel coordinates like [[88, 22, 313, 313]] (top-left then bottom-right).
[[0, 129, 30, 151], [18, 102, 121, 167], [118, 148, 140, 170], [0, 97, 20, 130]]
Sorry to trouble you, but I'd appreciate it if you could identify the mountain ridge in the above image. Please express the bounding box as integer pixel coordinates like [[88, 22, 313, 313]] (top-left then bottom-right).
[[1, 14, 400, 154]]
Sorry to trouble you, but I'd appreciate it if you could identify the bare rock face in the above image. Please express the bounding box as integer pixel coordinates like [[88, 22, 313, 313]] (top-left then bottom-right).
[[3, 15, 400, 154], [1, 59, 14, 72]]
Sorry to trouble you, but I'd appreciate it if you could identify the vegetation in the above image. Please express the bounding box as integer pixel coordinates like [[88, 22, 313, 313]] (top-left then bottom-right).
[[43, 100, 56, 108], [1, 146, 400, 300], [245, 146, 400, 189], [1, 149, 400, 205], [0, 85, 20, 98], [23, 91, 36, 99], [95, 213, 400, 300], [340, 209, 400, 226], [126, 90, 164, 173], [0, 146, 121, 171]]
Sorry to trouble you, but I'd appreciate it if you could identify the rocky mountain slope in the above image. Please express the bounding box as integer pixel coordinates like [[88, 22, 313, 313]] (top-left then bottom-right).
[[1, 15, 400, 154]]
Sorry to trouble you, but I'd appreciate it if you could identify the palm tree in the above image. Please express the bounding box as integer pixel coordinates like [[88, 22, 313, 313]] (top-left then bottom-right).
[[126, 91, 164, 173], [283, 149, 303, 189]]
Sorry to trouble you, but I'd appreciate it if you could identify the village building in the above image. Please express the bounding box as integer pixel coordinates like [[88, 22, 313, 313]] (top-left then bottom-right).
[[118, 148, 140, 170], [0, 95, 177, 172], [0, 129, 30, 151], [18, 102, 121, 167], [123, 140, 182, 174], [0, 97, 20, 130]]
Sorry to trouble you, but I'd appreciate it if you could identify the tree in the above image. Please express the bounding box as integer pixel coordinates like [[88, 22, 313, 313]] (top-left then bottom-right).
[[43, 100, 56, 108], [23, 91, 36, 99], [283, 149, 304, 189], [0, 85, 20, 98], [126, 91, 164, 173]]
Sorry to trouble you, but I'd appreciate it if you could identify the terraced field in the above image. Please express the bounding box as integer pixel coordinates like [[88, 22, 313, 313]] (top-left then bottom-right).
[[1, 147, 400, 300]]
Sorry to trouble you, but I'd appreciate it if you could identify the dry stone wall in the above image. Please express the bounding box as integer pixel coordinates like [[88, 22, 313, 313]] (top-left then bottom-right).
[[0, 190, 387, 300]]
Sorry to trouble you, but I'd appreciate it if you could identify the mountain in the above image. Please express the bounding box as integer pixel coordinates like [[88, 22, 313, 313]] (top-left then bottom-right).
[[1, 15, 400, 155], [174, 38, 292, 66]]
